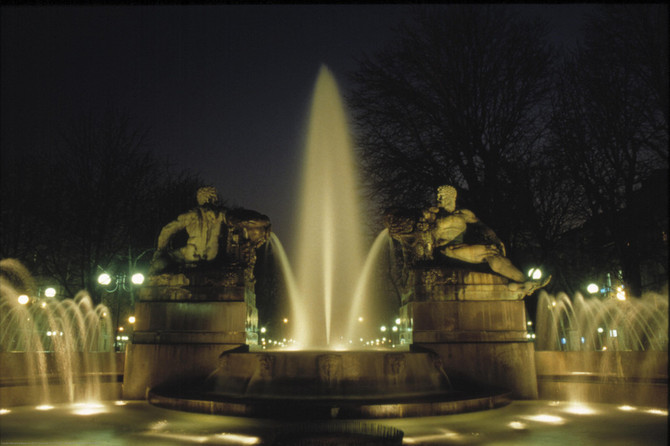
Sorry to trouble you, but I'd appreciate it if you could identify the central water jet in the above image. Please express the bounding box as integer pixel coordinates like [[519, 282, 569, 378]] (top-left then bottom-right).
[[290, 65, 367, 348]]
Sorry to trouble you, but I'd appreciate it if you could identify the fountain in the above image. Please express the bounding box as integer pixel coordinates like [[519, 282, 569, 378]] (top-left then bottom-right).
[[0, 66, 667, 444], [534, 290, 668, 407], [0, 258, 119, 408], [135, 65, 559, 419]]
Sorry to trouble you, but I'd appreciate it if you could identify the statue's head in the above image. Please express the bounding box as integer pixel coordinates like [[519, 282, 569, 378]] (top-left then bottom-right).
[[196, 186, 219, 206], [437, 185, 457, 212]]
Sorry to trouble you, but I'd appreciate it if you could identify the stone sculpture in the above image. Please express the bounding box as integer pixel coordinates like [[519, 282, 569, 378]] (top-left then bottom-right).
[[150, 186, 226, 274], [385, 185, 549, 298], [149, 186, 271, 277]]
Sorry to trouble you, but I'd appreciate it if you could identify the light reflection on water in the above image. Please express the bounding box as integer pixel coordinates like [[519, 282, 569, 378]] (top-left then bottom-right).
[[0, 400, 666, 445]]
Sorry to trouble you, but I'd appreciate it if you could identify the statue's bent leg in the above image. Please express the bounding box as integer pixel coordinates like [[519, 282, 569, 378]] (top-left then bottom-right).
[[486, 255, 525, 283]]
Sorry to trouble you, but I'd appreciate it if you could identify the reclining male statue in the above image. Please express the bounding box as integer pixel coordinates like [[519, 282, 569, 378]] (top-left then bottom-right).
[[427, 185, 550, 294]]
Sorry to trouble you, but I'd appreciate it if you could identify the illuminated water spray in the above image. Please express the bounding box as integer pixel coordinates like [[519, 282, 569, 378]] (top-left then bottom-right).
[[289, 65, 366, 348]]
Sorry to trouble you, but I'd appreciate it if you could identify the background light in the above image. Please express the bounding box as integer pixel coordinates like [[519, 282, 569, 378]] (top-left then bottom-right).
[[586, 283, 599, 294], [131, 273, 144, 285], [527, 268, 542, 280], [17, 294, 29, 305], [44, 287, 56, 298], [128, 316, 136, 324], [97, 273, 112, 286]]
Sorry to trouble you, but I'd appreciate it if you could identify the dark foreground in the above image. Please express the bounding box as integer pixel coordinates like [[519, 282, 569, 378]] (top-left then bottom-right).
[[0, 400, 666, 445]]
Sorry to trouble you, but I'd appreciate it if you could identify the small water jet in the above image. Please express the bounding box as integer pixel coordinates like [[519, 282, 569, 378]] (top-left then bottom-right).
[[0, 259, 118, 407], [534, 290, 668, 406], [536, 290, 668, 352]]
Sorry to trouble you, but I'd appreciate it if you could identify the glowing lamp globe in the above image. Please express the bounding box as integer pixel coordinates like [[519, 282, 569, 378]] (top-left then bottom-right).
[[98, 273, 112, 286], [527, 268, 542, 280]]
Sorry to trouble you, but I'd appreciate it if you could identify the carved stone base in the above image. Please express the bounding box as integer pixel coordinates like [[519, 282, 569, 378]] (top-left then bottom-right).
[[123, 271, 258, 400], [403, 266, 538, 399], [406, 267, 527, 303], [123, 343, 245, 400], [415, 342, 538, 400], [138, 267, 255, 305]]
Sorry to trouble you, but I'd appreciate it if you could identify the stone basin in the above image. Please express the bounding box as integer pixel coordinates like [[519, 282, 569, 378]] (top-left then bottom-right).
[[148, 349, 511, 419], [207, 350, 450, 399]]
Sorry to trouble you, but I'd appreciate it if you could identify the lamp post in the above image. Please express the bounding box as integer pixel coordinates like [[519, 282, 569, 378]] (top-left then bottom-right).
[[97, 248, 152, 351], [97, 271, 144, 351]]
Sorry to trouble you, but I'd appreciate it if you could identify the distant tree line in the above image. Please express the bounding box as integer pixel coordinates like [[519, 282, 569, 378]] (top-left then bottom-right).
[[1, 109, 206, 302], [347, 4, 668, 297]]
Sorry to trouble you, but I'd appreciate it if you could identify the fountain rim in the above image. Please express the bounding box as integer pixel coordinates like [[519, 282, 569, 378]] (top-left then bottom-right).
[[147, 385, 512, 419]]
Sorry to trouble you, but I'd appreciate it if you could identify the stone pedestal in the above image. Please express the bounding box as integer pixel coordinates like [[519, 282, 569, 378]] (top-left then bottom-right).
[[401, 268, 538, 399], [123, 267, 257, 400]]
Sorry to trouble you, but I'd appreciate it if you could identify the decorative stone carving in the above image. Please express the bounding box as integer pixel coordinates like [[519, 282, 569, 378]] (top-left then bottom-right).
[[385, 185, 550, 299], [224, 208, 272, 284], [384, 353, 407, 386], [258, 354, 275, 379], [317, 354, 342, 387]]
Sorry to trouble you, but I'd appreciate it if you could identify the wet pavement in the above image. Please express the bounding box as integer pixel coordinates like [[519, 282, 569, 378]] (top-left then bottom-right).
[[0, 400, 667, 445]]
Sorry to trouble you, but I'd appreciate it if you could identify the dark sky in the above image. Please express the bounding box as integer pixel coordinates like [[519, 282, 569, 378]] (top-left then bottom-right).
[[1, 4, 593, 246]]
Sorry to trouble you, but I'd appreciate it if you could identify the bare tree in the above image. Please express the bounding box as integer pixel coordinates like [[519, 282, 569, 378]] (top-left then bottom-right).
[[347, 5, 555, 245], [548, 5, 668, 296], [1, 109, 206, 299]]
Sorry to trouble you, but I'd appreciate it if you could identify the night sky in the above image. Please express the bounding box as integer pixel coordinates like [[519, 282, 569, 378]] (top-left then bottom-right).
[[1, 4, 593, 247]]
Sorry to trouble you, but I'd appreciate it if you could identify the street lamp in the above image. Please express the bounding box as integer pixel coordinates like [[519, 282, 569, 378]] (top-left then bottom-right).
[[130, 273, 145, 285], [587, 283, 599, 294], [527, 268, 543, 280], [97, 273, 112, 286], [97, 270, 145, 352]]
